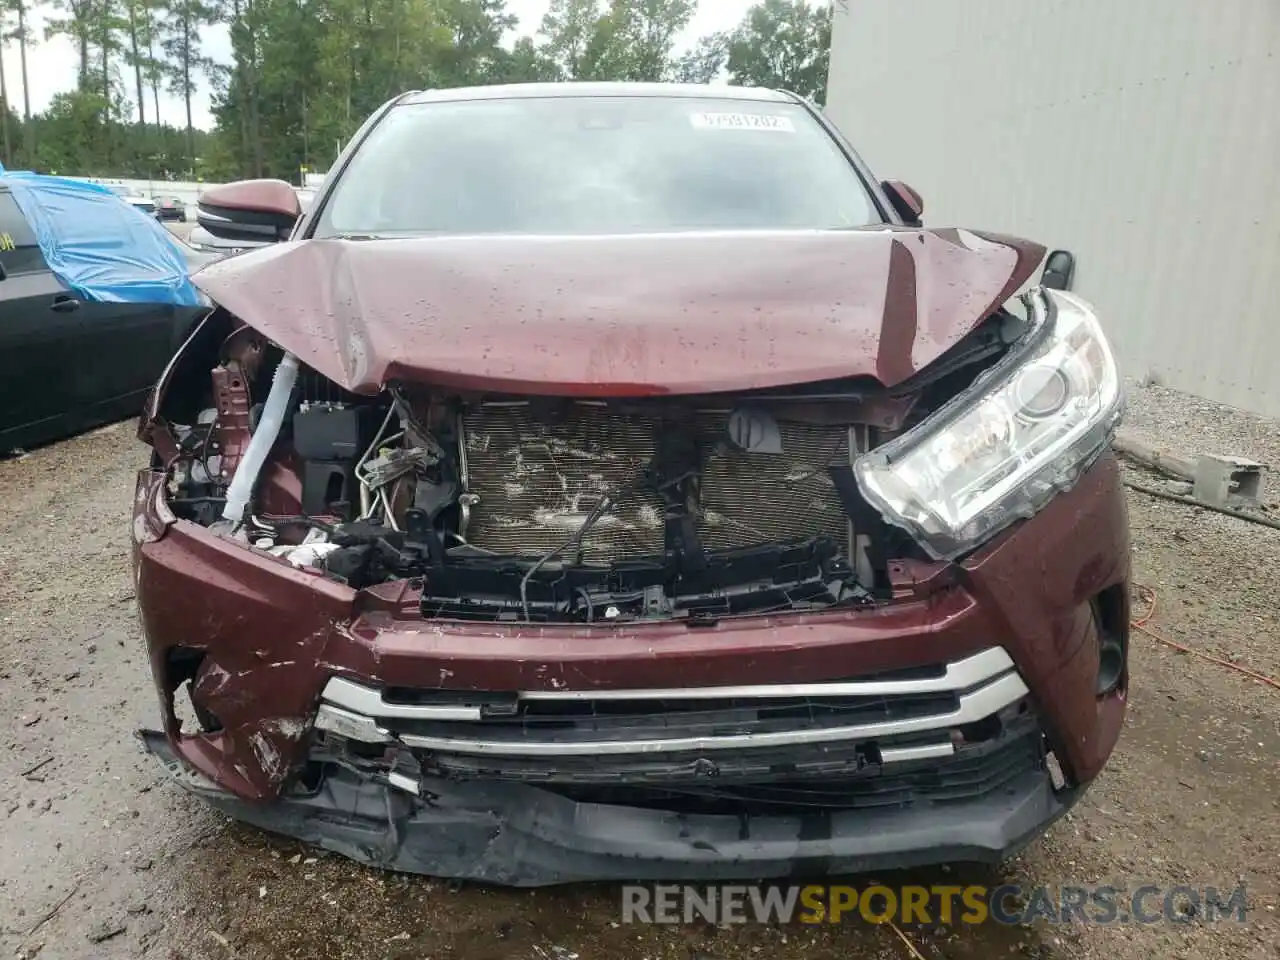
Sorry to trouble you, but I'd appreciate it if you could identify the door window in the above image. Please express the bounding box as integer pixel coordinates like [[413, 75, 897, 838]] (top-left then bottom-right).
[[0, 191, 48, 275]]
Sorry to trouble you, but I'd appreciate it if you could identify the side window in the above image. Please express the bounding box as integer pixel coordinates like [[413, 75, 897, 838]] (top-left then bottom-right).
[[0, 190, 47, 275]]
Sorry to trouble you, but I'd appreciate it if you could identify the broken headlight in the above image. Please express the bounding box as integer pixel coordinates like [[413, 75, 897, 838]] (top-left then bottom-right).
[[855, 288, 1122, 560]]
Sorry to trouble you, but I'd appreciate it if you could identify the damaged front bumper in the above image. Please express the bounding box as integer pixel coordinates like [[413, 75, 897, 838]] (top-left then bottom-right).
[[140, 727, 1081, 884], [132, 455, 1129, 885]]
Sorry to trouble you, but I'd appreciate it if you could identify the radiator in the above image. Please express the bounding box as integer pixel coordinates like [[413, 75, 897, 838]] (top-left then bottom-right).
[[460, 403, 851, 562]]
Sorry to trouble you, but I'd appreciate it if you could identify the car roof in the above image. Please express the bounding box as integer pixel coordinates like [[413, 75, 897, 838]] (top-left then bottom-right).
[[399, 82, 798, 106]]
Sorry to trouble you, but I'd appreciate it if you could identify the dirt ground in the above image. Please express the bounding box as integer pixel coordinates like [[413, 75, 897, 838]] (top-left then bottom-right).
[[1, 383, 1278, 960]]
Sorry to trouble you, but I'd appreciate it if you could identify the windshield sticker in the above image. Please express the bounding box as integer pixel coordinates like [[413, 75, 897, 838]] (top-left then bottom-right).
[[689, 112, 796, 132]]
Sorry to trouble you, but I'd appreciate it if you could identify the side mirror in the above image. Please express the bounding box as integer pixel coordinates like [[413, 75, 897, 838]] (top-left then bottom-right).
[[188, 225, 260, 259], [881, 179, 923, 225], [196, 179, 301, 245], [1041, 249, 1076, 291]]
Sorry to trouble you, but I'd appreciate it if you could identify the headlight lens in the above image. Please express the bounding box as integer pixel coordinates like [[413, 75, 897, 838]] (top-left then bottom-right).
[[854, 288, 1122, 559]]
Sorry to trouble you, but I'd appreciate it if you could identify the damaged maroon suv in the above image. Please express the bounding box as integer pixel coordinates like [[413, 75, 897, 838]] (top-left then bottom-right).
[[133, 82, 1129, 885]]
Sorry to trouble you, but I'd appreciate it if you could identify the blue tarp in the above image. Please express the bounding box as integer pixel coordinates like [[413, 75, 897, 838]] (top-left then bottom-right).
[[0, 167, 202, 306]]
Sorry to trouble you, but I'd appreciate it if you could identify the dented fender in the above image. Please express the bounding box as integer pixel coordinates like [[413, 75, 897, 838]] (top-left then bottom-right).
[[132, 468, 356, 799]]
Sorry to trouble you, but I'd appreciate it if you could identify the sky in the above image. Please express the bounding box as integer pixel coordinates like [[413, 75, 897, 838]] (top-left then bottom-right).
[[0, 0, 756, 132]]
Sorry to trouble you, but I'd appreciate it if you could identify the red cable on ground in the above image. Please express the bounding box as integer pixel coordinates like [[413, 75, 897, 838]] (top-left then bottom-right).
[[1131, 584, 1280, 691], [1133, 585, 1156, 627]]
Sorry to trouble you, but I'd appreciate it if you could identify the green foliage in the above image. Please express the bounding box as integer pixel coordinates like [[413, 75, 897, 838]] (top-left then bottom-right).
[[0, 0, 833, 180], [537, 0, 596, 80], [669, 31, 727, 83], [537, 0, 692, 83], [12, 88, 214, 176], [724, 0, 831, 104]]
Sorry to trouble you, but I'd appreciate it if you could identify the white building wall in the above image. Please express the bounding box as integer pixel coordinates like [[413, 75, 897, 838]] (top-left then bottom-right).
[[825, 0, 1280, 416]]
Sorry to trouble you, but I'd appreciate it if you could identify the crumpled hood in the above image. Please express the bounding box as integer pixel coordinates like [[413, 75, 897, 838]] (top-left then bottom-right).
[[193, 227, 1045, 396]]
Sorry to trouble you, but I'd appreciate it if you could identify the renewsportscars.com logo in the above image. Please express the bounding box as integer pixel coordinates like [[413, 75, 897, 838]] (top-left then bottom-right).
[[621, 883, 1249, 926]]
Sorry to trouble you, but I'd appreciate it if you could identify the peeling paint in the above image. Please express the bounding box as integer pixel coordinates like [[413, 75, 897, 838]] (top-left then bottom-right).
[[249, 731, 285, 782], [264, 718, 310, 740], [203, 663, 233, 686]]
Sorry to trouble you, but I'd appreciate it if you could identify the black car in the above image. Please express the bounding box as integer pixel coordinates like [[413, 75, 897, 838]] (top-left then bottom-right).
[[154, 196, 186, 221], [0, 184, 210, 453]]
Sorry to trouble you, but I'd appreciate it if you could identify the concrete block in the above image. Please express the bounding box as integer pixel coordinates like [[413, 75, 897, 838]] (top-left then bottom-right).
[[1193, 454, 1266, 508]]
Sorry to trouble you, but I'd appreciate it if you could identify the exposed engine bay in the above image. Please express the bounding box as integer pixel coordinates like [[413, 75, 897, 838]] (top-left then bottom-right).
[[155, 309, 1026, 623]]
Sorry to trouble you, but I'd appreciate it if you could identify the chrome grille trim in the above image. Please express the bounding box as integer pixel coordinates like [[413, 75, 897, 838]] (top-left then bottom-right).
[[878, 742, 956, 763], [386, 672, 1027, 757], [313, 703, 391, 742], [516, 647, 1014, 702], [320, 646, 1014, 716], [314, 646, 1028, 760], [322, 677, 483, 722]]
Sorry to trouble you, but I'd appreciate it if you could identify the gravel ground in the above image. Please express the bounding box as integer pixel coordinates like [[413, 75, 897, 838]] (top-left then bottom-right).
[[1, 380, 1277, 960]]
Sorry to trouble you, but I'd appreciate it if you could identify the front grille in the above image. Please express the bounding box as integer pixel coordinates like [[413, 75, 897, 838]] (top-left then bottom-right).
[[314, 647, 1040, 817], [386, 689, 963, 751], [316, 648, 1029, 787], [546, 715, 1045, 815], [460, 402, 851, 562]]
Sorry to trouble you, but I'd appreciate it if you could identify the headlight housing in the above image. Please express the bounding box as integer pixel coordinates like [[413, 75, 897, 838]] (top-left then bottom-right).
[[854, 287, 1122, 560]]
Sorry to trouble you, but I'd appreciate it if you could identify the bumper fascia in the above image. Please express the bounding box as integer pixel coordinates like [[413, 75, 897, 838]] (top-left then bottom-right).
[[140, 729, 1084, 885], [132, 452, 1129, 869]]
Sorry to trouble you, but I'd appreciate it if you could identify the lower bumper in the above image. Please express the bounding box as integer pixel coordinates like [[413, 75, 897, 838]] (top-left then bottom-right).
[[140, 729, 1082, 886]]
